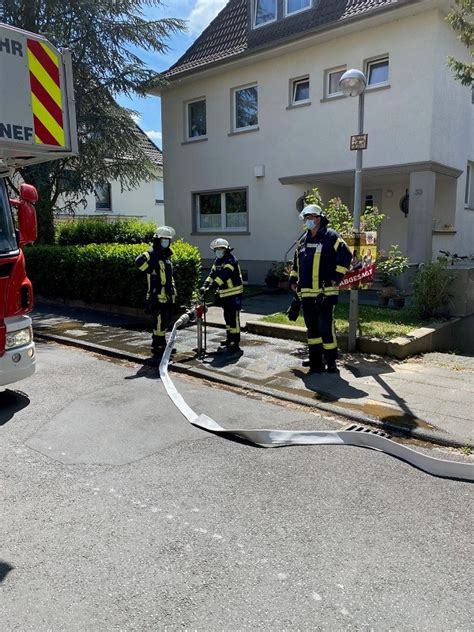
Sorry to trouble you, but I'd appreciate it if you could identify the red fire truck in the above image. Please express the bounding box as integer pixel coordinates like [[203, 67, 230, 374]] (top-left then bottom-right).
[[0, 23, 77, 386]]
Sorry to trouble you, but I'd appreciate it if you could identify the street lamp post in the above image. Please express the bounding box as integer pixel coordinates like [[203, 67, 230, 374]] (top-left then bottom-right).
[[339, 69, 367, 352]]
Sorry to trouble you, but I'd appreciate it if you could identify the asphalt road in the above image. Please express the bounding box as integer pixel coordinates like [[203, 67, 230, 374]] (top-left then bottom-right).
[[0, 341, 472, 631]]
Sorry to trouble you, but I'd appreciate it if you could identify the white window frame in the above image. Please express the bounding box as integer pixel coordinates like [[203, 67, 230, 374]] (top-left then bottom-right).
[[465, 162, 474, 208], [290, 76, 310, 105], [253, 0, 277, 29], [285, 0, 312, 17], [185, 97, 207, 141], [365, 55, 390, 88], [232, 84, 259, 132], [195, 189, 248, 233], [325, 66, 346, 98]]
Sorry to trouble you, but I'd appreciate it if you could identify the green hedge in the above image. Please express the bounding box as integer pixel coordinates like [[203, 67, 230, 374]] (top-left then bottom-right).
[[24, 240, 201, 308], [56, 218, 157, 245]]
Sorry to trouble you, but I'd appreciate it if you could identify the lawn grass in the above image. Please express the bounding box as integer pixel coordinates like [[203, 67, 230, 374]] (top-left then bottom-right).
[[263, 303, 425, 340]]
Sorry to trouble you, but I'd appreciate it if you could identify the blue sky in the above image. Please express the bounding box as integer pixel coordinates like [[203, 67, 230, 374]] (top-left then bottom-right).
[[117, 0, 228, 148]]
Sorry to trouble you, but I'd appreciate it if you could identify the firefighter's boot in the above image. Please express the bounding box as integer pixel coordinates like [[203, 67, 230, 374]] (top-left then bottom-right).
[[324, 348, 339, 373], [306, 346, 324, 374]]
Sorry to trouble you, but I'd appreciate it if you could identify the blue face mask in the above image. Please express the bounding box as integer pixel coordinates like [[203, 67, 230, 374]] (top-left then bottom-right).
[[304, 219, 317, 230], [215, 249, 225, 259], [160, 239, 170, 248]]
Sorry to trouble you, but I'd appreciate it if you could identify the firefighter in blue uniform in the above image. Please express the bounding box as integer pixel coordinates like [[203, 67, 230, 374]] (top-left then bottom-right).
[[290, 205, 352, 373], [201, 238, 244, 352], [135, 226, 176, 359]]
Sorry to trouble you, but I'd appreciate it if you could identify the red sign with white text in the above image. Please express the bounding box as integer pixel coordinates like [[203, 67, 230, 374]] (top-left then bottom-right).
[[340, 263, 376, 289]]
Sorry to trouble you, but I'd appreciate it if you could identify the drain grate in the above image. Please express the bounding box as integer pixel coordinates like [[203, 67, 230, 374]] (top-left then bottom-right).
[[345, 424, 391, 438]]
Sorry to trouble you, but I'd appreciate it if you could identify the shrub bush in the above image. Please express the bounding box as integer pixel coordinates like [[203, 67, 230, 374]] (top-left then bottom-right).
[[56, 218, 157, 245], [25, 239, 201, 308], [376, 245, 410, 286], [413, 259, 454, 319], [304, 186, 386, 235]]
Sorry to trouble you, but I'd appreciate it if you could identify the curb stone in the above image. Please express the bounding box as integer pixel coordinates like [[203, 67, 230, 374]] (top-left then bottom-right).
[[36, 297, 467, 358], [34, 331, 473, 450]]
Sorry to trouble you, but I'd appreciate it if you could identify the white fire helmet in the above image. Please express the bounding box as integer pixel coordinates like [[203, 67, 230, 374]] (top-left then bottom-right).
[[210, 238, 230, 251], [154, 225, 176, 240], [299, 204, 324, 221]]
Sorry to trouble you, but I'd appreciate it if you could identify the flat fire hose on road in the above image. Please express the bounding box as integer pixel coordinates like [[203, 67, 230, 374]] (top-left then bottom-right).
[[160, 309, 473, 483]]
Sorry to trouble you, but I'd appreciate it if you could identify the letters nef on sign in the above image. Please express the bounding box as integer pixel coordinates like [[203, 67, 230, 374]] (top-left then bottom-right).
[[350, 134, 368, 151], [0, 122, 33, 142]]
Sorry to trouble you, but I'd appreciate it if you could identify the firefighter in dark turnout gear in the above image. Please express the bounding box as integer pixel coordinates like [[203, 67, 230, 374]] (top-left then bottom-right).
[[290, 205, 352, 373], [201, 238, 244, 352], [135, 226, 177, 358]]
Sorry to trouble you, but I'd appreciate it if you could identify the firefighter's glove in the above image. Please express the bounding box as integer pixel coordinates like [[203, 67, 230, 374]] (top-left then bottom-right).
[[286, 298, 301, 322], [200, 285, 209, 295]]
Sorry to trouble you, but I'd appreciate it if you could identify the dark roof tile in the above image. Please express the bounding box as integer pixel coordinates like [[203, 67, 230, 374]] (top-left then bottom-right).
[[164, 0, 411, 79], [135, 125, 163, 167]]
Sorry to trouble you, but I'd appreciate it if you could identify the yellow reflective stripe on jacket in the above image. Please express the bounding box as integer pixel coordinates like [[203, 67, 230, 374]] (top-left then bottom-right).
[[334, 238, 343, 251], [159, 261, 166, 286], [308, 337, 323, 345], [215, 277, 224, 286], [224, 264, 235, 272], [138, 251, 151, 271], [204, 264, 217, 286], [219, 285, 243, 297], [336, 265, 348, 274], [323, 286, 339, 296], [300, 288, 321, 297], [158, 261, 167, 302], [312, 251, 321, 290]]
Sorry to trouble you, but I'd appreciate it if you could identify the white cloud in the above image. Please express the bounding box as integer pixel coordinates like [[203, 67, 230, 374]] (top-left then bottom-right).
[[188, 0, 227, 35], [130, 113, 141, 124], [146, 130, 162, 143]]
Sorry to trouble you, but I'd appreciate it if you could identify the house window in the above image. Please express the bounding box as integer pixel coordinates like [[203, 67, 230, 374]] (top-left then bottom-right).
[[234, 85, 258, 130], [187, 99, 207, 139], [286, 0, 311, 16], [291, 77, 310, 104], [95, 183, 111, 211], [196, 189, 248, 231], [254, 0, 277, 27], [366, 56, 389, 86], [465, 162, 473, 208], [155, 180, 164, 204], [325, 66, 346, 97]]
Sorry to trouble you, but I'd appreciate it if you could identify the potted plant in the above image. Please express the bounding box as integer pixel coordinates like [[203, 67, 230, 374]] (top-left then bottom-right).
[[376, 245, 409, 307], [265, 261, 292, 290]]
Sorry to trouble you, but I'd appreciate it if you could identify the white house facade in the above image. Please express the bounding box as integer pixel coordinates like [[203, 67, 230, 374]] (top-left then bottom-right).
[[154, 0, 473, 283], [65, 126, 165, 225]]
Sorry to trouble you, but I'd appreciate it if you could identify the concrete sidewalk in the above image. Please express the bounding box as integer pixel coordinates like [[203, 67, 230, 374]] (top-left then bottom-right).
[[31, 300, 474, 449]]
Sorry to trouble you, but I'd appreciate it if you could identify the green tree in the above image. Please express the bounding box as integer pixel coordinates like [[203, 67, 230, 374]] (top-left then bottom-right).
[[446, 0, 474, 87], [1, 0, 185, 242]]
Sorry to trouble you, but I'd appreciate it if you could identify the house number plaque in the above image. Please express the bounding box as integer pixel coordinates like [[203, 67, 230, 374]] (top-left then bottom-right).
[[350, 134, 368, 150]]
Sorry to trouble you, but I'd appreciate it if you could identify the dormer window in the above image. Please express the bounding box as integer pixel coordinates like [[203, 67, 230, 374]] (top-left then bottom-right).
[[285, 0, 312, 16], [253, 0, 277, 28]]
